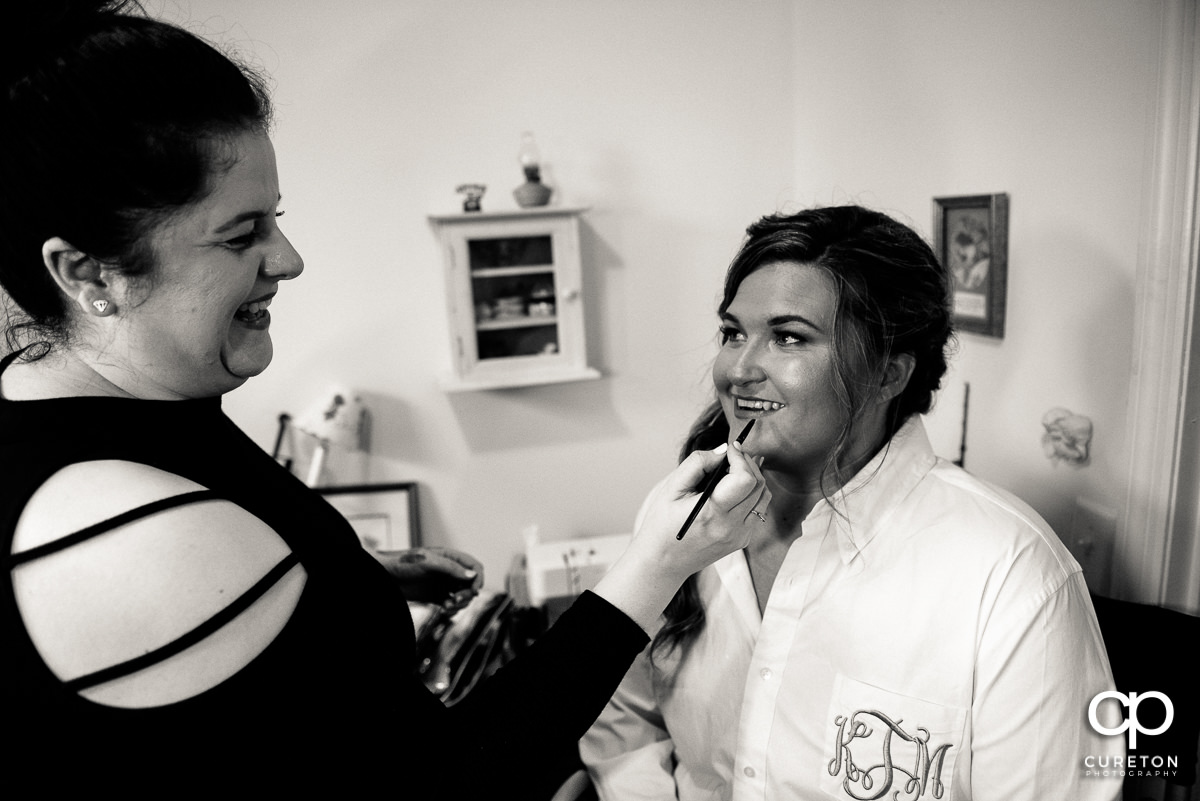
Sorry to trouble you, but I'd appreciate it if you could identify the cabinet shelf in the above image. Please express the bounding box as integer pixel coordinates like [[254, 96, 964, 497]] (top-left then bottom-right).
[[476, 315, 558, 331], [470, 265, 554, 278]]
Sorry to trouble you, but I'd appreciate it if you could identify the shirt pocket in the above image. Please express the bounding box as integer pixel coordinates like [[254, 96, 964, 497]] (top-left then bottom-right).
[[819, 673, 966, 801]]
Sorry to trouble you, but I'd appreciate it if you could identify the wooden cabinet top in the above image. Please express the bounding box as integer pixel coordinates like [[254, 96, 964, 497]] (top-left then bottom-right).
[[428, 206, 589, 225]]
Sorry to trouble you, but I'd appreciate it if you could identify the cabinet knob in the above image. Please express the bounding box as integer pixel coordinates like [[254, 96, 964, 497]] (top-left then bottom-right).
[[561, 288, 580, 302]]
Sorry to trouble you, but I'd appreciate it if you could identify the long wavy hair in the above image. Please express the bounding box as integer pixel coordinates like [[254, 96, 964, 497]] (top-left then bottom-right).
[[651, 205, 954, 661]]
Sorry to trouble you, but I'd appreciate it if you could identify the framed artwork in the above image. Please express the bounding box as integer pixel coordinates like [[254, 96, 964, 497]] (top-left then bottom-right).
[[933, 193, 1009, 338], [318, 482, 421, 551]]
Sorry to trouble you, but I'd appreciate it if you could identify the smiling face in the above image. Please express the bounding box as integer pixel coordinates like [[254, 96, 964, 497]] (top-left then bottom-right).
[[713, 261, 889, 489], [99, 132, 303, 399]]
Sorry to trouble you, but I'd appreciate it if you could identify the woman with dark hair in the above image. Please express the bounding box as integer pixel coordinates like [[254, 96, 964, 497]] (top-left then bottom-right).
[[581, 207, 1122, 800], [0, 2, 766, 796]]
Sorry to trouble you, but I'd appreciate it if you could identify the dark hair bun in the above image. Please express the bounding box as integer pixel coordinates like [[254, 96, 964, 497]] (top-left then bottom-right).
[[14, 0, 132, 27], [3, 0, 139, 82]]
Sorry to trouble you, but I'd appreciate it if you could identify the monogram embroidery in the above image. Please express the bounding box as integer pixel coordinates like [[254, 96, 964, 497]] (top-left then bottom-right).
[[827, 709, 953, 800]]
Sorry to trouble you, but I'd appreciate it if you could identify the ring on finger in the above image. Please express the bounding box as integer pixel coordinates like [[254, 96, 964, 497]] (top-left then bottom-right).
[[751, 509, 767, 523]]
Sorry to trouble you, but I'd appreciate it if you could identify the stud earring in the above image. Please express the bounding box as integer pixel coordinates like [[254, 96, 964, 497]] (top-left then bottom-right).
[[89, 298, 114, 316]]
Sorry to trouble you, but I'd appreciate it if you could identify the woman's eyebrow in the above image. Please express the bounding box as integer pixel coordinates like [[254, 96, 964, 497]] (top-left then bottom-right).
[[212, 209, 267, 234], [212, 194, 283, 234], [721, 311, 825, 333], [768, 313, 823, 331]]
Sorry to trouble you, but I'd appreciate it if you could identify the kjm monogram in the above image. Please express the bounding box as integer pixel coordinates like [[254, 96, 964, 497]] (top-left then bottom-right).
[[828, 709, 953, 800]]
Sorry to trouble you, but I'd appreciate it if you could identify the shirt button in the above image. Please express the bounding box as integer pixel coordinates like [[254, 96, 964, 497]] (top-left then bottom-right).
[[760, 668, 772, 680], [744, 766, 756, 778]]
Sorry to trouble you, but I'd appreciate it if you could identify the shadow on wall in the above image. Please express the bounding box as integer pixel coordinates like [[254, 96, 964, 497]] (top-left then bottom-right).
[[578, 217, 626, 377], [352, 392, 418, 465], [325, 379, 630, 465], [446, 378, 628, 453]]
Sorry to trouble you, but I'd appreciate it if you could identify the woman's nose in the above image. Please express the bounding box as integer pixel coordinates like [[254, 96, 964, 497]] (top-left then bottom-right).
[[262, 233, 304, 280], [728, 340, 767, 385]]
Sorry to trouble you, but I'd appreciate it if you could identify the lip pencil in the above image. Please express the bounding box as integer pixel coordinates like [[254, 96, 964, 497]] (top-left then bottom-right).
[[676, 418, 756, 541]]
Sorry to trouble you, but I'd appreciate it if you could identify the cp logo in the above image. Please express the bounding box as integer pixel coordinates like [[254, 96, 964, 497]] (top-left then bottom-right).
[[1089, 691, 1174, 749]]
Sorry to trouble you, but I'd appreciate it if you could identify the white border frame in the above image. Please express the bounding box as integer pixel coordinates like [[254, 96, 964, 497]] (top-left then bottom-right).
[[1118, 0, 1200, 612]]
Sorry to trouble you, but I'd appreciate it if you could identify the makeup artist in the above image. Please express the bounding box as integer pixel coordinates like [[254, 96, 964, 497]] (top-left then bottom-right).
[[581, 206, 1124, 800], [0, 2, 767, 796]]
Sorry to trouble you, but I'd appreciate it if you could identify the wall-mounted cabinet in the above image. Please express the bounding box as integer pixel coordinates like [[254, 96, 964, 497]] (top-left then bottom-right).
[[429, 207, 600, 391]]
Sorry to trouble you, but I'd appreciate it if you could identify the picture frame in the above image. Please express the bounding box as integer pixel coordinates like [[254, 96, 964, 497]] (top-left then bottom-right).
[[933, 193, 1009, 338], [318, 482, 421, 551]]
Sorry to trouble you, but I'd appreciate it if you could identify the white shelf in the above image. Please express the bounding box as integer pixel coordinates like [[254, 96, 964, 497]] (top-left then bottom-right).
[[430, 208, 598, 392], [428, 206, 590, 225]]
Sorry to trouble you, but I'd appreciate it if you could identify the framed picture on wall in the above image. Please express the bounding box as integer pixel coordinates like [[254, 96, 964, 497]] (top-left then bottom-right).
[[933, 193, 1009, 338], [318, 482, 421, 551]]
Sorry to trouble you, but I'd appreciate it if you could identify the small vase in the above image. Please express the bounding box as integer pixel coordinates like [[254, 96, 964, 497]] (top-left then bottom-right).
[[514, 179, 552, 208]]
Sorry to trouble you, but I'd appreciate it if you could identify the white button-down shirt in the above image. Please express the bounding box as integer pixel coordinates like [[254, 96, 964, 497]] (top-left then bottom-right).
[[581, 418, 1123, 801]]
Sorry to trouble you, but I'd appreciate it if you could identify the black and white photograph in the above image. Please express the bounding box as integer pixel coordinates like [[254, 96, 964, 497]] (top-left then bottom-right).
[[2, 2, 1196, 799]]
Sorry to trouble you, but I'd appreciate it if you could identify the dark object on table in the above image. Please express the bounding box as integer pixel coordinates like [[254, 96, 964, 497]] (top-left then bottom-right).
[[456, 183, 486, 212], [1091, 593, 1200, 798]]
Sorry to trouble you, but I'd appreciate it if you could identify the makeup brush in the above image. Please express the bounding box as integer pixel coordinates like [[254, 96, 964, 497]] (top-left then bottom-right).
[[675, 418, 756, 541]]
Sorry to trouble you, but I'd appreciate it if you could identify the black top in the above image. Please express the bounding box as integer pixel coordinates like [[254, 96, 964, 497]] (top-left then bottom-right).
[[1, 353, 648, 798]]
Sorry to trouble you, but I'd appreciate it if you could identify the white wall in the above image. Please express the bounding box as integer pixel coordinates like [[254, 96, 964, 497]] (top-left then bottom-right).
[[168, 0, 1165, 593], [783, 0, 1162, 593]]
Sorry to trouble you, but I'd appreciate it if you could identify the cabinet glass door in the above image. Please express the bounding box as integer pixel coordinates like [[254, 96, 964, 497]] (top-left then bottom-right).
[[467, 235, 559, 361]]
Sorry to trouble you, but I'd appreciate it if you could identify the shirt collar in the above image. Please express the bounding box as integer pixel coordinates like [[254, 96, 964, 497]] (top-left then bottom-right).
[[803, 416, 938, 564]]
